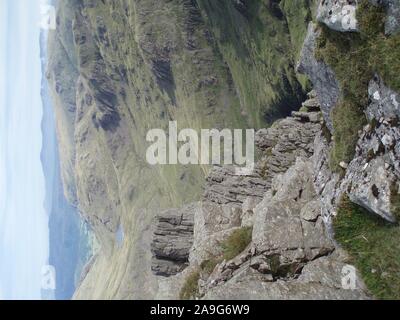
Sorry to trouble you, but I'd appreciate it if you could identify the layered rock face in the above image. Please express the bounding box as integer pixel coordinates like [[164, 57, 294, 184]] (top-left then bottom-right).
[[152, 204, 196, 276]]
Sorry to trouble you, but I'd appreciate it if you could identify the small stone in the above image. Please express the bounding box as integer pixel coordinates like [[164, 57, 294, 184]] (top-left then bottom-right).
[[339, 161, 348, 169], [300, 200, 321, 222], [262, 274, 274, 282], [381, 134, 394, 148]]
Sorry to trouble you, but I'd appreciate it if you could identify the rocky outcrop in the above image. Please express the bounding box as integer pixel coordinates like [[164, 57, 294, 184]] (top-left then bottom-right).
[[366, 75, 400, 121], [151, 94, 370, 300], [317, 0, 400, 35], [297, 1, 400, 225], [151, 204, 196, 276], [342, 115, 400, 223], [201, 158, 368, 300], [255, 110, 322, 186], [312, 133, 342, 226], [297, 23, 341, 132], [309, 73, 400, 224], [317, 0, 358, 32]]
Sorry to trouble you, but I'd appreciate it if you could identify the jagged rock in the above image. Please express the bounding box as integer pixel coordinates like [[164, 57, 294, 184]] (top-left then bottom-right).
[[255, 115, 321, 187], [156, 266, 198, 300], [203, 166, 268, 205], [241, 196, 262, 227], [331, 75, 400, 223], [317, 0, 358, 33], [341, 121, 400, 222], [301, 200, 322, 222], [297, 23, 341, 132], [151, 203, 196, 276], [302, 97, 321, 112], [203, 277, 368, 300], [253, 158, 334, 259], [201, 158, 368, 300], [308, 90, 318, 99], [312, 133, 342, 227], [366, 75, 400, 122], [203, 249, 369, 300], [292, 111, 323, 123]]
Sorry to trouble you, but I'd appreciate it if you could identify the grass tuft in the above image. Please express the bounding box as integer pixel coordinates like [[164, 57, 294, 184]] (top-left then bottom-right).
[[200, 258, 222, 275], [334, 196, 400, 299], [221, 227, 253, 261], [179, 270, 201, 300], [390, 183, 400, 221]]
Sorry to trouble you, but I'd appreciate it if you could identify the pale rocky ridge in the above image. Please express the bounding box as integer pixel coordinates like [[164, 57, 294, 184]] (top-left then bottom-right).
[[151, 95, 370, 300]]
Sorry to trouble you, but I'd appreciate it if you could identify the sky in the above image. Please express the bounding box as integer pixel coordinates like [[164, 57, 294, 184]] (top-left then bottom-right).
[[0, 0, 49, 300]]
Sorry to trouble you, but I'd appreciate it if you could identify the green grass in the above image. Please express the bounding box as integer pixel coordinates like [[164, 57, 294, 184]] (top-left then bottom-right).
[[179, 270, 201, 300], [221, 226, 253, 261], [180, 226, 253, 299], [199, 227, 253, 276], [197, 0, 314, 127], [315, 0, 400, 170], [200, 258, 221, 275], [334, 196, 400, 299], [329, 100, 367, 170]]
